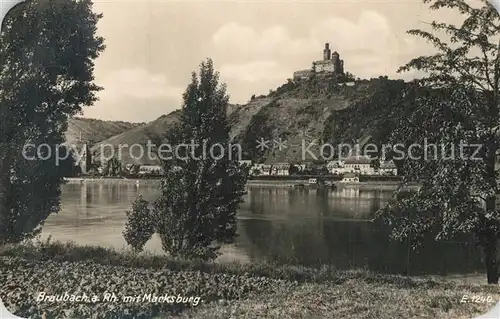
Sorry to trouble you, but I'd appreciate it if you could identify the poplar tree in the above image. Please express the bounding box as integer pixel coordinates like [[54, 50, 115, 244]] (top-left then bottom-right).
[[124, 59, 247, 260], [0, 0, 104, 244]]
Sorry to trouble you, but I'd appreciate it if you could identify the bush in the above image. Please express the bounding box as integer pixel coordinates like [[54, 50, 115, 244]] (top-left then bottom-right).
[[123, 196, 155, 252]]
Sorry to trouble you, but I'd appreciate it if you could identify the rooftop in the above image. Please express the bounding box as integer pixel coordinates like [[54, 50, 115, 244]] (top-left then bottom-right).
[[315, 60, 335, 65], [273, 163, 291, 168], [380, 160, 396, 169], [344, 156, 372, 165]]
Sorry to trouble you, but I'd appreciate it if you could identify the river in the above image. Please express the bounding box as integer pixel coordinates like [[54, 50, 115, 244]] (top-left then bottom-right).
[[41, 180, 484, 276]]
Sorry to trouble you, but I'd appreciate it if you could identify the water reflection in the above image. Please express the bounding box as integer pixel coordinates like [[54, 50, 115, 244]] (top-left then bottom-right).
[[42, 182, 483, 276]]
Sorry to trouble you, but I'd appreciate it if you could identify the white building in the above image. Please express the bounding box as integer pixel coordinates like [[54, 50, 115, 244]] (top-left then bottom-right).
[[271, 163, 291, 176], [250, 164, 272, 176], [343, 156, 374, 175], [314, 60, 335, 73], [138, 165, 164, 176], [326, 160, 346, 174], [340, 173, 360, 183], [261, 165, 272, 175]]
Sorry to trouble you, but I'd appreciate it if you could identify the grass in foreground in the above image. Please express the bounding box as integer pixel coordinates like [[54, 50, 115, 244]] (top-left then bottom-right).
[[0, 240, 499, 318]]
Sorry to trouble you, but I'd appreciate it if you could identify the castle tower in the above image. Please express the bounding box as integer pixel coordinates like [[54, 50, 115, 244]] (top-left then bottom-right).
[[331, 51, 339, 63], [323, 43, 331, 61], [331, 51, 342, 74]]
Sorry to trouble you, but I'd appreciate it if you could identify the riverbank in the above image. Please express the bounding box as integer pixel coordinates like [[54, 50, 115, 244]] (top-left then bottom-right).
[[0, 241, 498, 318], [64, 177, 418, 190], [247, 179, 420, 190], [64, 177, 161, 183]]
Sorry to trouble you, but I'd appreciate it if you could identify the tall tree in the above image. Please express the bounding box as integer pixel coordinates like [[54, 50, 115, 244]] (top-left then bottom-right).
[[103, 156, 122, 177], [377, 0, 500, 283], [0, 0, 104, 244], [124, 59, 247, 260]]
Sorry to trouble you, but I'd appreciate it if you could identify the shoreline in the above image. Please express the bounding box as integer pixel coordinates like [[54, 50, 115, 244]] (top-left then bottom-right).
[[64, 177, 419, 190]]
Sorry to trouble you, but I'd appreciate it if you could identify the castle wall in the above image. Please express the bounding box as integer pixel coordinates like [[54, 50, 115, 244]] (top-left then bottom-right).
[[314, 61, 335, 73], [293, 69, 312, 80]]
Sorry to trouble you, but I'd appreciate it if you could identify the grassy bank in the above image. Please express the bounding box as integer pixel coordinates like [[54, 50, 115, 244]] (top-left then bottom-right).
[[1, 240, 499, 318]]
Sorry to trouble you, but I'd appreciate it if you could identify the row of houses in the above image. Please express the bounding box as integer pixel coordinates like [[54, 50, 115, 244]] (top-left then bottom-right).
[[330, 156, 398, 175], [248, 155, 397, 176], [91, 164, 164, 176], [84, 155, 397, 178]]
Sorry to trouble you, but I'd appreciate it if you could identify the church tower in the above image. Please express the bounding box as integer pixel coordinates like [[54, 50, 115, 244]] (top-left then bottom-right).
[[76, 129, 92, 175]]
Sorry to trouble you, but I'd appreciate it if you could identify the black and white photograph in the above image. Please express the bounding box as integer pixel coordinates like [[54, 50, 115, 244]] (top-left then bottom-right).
[[1, 0, 500, 318]]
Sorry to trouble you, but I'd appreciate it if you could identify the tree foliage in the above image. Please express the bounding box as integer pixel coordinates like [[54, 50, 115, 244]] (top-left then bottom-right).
[[102, 156, 122, 176], [322, 78, 409, 155], [124, 59, 247, 260], [123, 196, 154, 252], [376, 0, 500, 283], [0, 0, 105, 244]]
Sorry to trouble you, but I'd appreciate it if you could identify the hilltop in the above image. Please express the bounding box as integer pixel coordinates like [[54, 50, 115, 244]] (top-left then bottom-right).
[[230, 75, 408, 164], [85, 75, 408, 165], [233, 76, 372, 163], [65, 117, 144, 147]]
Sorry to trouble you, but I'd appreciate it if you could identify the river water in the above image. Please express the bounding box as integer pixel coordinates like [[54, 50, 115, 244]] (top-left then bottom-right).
[[42, 180, 484, 276]]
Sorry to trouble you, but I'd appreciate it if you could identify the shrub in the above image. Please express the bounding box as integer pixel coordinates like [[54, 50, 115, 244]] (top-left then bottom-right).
[[123, 196, 155, 252]]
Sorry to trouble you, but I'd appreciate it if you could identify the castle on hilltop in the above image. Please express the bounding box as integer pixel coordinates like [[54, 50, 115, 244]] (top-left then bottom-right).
[[293, 43, 345, 81]]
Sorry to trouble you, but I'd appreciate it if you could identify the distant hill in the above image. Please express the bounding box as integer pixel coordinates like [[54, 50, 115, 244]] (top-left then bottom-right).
[[88, 75, 408, 165], [65, 117, 144, 146], [90, 105, 244, 165], [90, 111, 182, 165]]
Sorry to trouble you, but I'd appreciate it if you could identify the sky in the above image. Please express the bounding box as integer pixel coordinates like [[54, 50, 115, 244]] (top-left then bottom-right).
[[83, 0, 470, 122]]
